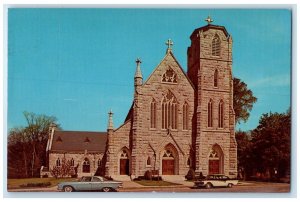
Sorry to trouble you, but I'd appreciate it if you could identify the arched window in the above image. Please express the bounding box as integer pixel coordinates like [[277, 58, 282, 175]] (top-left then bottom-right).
[[150, 99, 156, 128], [70, 158, 74, 167], [187, 158, 191, 167], [146, 157, 151, 166], [218, 100, 224, 128], [212, 34, 221, 56], [214, 69, 218, 87], [98, 159, 102, 167], [82, 158, 90, 173], [208, 99, 213, 127], [183, 102, 189, 130], [162, 90, 178, 129], [56, 158, 61, 167]]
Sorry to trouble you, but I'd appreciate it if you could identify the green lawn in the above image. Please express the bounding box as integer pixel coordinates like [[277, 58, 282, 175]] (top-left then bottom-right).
[[7, 178, 77, 189], [134, 180, 180, 186]]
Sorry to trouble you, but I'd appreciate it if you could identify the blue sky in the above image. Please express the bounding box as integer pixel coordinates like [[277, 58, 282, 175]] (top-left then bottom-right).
[[7, 8, 291, 132]]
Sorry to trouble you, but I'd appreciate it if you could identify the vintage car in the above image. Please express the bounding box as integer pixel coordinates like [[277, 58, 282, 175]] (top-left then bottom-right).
[[57, 176, 123, 192], [194, 174, 239, 189]]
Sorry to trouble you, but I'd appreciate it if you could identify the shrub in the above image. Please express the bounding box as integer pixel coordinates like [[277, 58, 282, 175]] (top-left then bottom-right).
[[185, 168, 195, 180], [20, 182, 51, 188]]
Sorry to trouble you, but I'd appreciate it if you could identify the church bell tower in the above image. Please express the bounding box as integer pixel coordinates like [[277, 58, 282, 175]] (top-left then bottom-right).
[[187, 16, 237, 177]]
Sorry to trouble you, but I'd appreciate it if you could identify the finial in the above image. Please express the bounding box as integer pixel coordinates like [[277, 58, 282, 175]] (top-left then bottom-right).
[[107, 109, 114, 130], [165, 38, 173, 53], [134, 57, 143, 79], [136, 58, 142, 65], [205, 15, 213, 24]]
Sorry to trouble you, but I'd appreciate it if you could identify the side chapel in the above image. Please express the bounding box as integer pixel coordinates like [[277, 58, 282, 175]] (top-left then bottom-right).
[[41, 17, 237, 179]]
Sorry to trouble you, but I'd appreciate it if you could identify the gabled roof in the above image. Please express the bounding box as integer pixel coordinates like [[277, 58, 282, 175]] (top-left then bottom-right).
[[51, 131, 107, 153], [190, 24, 230, 39], [143, 51, 195, 90]]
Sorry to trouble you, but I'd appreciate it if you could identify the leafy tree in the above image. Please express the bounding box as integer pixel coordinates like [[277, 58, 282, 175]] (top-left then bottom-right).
[[235, 130, 253, 180], [250, 109, 290, 179], [233, 77, 257, 124], [7, 111, 60, 178]]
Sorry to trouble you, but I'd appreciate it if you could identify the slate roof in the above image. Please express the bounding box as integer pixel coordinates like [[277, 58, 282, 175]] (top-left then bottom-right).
[[190, 24, 230, 39], [51, 131, 107, 153]]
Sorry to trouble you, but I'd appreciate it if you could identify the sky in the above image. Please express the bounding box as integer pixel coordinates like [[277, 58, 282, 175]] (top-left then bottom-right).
[[7, 8, 291, 132]]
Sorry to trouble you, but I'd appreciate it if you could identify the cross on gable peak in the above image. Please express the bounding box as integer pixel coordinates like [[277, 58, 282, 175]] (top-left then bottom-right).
[[165, 38, 174, 53]]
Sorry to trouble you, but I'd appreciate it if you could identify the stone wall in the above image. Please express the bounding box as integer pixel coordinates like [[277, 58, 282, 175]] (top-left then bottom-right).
[[106, 119, 131, 177], [48, 152, 104, 177]]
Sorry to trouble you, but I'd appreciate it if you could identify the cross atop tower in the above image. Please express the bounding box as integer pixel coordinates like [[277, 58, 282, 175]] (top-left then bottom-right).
[[107, 109, 114, 130], [136, 57, 142, 65], [165, 38, 173, 53], [205, 15, 213, 24]]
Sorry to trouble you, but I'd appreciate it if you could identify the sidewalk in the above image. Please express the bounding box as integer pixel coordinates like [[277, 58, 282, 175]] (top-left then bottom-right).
[[8, 186, 58, 192]]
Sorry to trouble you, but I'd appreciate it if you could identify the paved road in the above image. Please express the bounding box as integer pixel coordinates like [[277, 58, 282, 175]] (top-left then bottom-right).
[[8, 182, 290, 193], [119, 182, 290, 193]]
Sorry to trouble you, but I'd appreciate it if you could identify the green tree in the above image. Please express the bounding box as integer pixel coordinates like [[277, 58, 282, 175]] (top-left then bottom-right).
[[251, 109, 290, 179], [233, 77, 257, 124], [235, 130, 254, 180], [7, 112, 60, 178]]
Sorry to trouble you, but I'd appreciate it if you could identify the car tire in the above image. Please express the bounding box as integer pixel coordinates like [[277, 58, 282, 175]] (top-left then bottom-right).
[[102, 187, 111, 192], [63, 186, 74, 192], [227, 183, 233, 188], [205, 183, 212, 189]]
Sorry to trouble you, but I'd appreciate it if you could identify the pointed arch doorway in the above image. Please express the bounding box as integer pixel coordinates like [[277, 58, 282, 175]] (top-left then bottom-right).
[[162, 149, 175, 175], [161, 144, 178, 175], [208, 144, 224, 174], [119, 149, 130, 175]]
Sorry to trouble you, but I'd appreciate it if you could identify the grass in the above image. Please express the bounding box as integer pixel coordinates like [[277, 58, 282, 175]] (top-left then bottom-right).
[[134, 180, 180, 186], [7, 177, 77, 189]]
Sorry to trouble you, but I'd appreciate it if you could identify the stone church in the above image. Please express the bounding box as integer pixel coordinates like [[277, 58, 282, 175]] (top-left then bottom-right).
[[41, 17, 237, 179]]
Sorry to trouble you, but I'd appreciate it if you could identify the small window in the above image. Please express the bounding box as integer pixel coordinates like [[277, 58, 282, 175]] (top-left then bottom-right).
[[56, 158, 61, 167], [84, 137, 90, 143], [150, 99, 156, 129], [214, 69, 218, 87], [187, 158, 191, 166], [70, 158, 74, 166], [208, 99, 213, 127], [82, 158, 90, 173], [183, 102, 189, 130], [56, 136, 62, 142], [147, 157, 151, 166], [218, 100, 224, 128]]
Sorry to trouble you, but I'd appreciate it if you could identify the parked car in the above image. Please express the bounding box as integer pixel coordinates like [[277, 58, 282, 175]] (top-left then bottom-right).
[[57, 176, 123, 192], [194, 174, 239, 189]]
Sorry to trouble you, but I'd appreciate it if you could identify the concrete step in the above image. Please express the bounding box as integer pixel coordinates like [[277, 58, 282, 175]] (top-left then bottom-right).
[[112, 175, 132, 181], [162, 175, 185, 182]]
